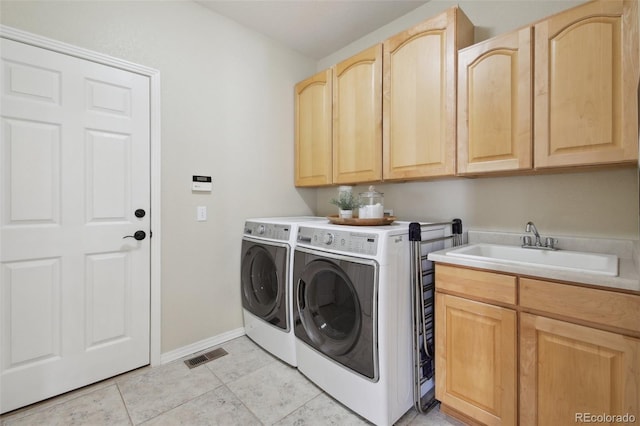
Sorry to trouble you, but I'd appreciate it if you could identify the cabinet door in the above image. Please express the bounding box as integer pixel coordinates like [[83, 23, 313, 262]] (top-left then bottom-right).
[[333, 44, 382, 184], [435, 293, 517, 426], [534, 0, 638, 168], [294, 69, 332, 187], [520, 313, 640, 426], [457, 27, 532, 174], [383, 7, 473, 180]]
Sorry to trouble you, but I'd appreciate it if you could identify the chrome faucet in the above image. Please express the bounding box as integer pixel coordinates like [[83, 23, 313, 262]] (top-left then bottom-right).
[[525, 221, 541, 246], [522, 221, 557, 250]]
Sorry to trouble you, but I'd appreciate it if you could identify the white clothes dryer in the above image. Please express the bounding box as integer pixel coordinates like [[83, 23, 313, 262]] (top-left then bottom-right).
[[292, 221, 447, 426], [240, 216, 324, 366]]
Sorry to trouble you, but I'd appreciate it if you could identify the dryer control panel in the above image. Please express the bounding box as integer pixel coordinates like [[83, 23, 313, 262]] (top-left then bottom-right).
[[297, 227, 378, 256], [244, 221, 290, 241]]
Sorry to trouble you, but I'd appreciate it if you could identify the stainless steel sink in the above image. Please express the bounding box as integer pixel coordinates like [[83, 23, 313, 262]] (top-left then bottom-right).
[[446, 243, 619, 277]]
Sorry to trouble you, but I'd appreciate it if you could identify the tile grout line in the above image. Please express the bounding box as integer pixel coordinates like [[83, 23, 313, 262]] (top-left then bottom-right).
[[1, 336, 462, 426], [127, 360, 227, 425], [206, 361, 268, 426], [0, 380, 116, 425], [217, 384, 265, 426], [114, 381, 135, 426], [208, 352, 320, 426], [269, 392, 327, 425]]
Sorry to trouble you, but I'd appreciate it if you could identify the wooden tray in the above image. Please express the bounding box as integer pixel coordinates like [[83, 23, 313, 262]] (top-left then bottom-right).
[[326, 215, 396, 226]]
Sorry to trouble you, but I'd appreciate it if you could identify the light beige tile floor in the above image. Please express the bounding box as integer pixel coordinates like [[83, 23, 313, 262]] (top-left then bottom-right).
[[0, 336, 464, 426]]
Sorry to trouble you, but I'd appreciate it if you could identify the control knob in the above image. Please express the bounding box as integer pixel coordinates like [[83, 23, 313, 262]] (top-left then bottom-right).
[[323, 233, 334, 245], [257, 225, 266, 235]]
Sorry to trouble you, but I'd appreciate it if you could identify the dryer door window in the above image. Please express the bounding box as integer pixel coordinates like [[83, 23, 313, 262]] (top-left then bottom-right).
[[298, 259, 361, 355], [241, 240, 289, 329], [294, 252, 377, 380]]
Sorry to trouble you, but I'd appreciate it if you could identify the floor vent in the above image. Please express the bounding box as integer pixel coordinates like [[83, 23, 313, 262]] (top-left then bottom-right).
[[184, 348, 228, 369]]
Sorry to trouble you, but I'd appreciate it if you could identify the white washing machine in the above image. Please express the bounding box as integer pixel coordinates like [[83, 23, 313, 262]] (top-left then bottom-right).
[[240, 216, 324, 366], [292, 221, 447, 426]]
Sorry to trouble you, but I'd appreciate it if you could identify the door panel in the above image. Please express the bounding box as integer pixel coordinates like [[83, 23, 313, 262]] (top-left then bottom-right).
[[3, 59, 61, 104], [3, 258, 61, 367], [457, 27, 532, 174], [332, 44, 382, 184], [3, 118, 60, 223], [294, 69, 332, 187], [85, 252, 129, 347], [534, 0, 638, 167], [520, 313, 640, 425], [0, 38, 151, 413], [435, 293, 517, 425], [86, 130, 131, 221]]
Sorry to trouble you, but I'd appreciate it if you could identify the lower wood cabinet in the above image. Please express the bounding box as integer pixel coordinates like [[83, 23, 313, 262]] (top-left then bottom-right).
[[435, 293, 517, 426], [520, 313, 640, 426], [435, 264, 640, 425]]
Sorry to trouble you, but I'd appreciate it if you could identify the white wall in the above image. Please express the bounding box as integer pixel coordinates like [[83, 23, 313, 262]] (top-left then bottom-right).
[[316, 0, 640, 240], [316, 169, 638, 239], [0, 0, 317, 353], [318, 0, 586, 70]]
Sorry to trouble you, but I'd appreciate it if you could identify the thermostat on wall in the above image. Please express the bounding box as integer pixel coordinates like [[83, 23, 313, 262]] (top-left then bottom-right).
[[192, 175, 212, 192]]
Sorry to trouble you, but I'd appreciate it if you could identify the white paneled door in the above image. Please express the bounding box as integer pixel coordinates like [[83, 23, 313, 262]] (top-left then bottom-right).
[[0, 38, 151, 413]]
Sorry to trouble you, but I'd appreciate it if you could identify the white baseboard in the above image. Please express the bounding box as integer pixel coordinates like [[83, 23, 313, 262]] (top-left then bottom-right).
[[160, 327, 246, 364]]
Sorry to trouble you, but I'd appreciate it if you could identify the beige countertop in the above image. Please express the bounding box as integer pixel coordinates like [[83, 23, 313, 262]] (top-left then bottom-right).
[[427, 230, 640, 294]]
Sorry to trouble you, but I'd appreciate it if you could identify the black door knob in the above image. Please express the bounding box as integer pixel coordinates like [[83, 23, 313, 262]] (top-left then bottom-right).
[[123, 230, 146, 241], [135, 209, 146, 218]]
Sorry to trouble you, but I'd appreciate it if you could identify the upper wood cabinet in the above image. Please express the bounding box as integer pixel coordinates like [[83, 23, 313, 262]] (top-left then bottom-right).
[[534, 0, 639, 168], [295, 0, 639, 185], [457, 27, 533, 175], [332, 44, 382, 184], [294, 69, 332, 187], [383, 7, 474, 180]]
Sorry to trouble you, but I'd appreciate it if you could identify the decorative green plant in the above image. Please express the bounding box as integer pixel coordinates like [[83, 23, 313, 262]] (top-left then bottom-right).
[[330, 191, 362, 210]]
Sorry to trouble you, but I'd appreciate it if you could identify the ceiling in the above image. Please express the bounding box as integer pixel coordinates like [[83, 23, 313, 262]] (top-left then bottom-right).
[[196, 0, 430, 60]]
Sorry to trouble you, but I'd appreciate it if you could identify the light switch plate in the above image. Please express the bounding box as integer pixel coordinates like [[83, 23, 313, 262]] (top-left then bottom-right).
[[197, 206, 207, 221]]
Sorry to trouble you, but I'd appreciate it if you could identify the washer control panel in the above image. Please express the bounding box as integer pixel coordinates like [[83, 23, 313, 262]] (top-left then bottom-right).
[[297, 227, 378, 256], [244, 222, 290, 241]]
